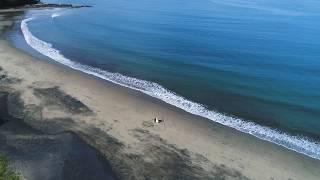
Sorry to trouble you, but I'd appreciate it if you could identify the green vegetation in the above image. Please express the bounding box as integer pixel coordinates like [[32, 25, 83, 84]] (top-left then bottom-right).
[[0, 155, 20, 180]]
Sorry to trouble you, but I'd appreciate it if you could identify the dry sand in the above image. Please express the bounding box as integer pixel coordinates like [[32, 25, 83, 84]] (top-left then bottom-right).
[[1, 14, 320, 179]]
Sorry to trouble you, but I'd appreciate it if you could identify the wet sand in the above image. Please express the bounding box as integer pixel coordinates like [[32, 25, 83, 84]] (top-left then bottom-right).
[[1, 13, 320, 179]]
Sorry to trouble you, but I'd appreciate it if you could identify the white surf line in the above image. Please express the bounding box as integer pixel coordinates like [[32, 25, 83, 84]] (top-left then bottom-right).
[[21, 17, 320, 160], [51, 13, 60, 18]]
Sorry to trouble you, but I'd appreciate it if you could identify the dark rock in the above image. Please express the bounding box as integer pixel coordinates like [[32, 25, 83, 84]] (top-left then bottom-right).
[[0, 0, 40, 8], [0, 1, 92, 9], [31, 3, 92, 8]]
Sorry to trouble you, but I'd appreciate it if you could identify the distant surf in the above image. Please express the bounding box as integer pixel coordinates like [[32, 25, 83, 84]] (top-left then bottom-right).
[[51, 13, 60, 18], [21, 17, 320, 160]]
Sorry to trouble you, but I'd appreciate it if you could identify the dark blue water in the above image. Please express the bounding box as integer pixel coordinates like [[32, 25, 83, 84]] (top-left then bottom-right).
[[8, 0, 320, 158]]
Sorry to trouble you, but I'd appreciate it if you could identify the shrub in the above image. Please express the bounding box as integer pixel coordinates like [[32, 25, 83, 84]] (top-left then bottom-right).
[[0, 155, 20, 180]]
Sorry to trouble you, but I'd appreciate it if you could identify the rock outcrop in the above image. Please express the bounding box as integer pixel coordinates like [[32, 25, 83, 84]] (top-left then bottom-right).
[[0, 0, 40, 8]]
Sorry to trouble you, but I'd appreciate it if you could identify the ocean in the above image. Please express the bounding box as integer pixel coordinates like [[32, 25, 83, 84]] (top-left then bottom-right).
[[6, 0, 320, 159]]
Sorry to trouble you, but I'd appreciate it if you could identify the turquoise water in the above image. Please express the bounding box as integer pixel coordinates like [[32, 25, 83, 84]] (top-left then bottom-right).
[[7, 0, 320, 158]]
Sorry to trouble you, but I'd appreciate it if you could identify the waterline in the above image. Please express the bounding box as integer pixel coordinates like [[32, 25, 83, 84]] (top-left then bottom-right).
[[21, 17, 320, 160]]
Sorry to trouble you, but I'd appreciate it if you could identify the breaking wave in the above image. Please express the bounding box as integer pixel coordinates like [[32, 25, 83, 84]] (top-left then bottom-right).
[[51, 13, 61, 18], [21, 17, 320, 160]]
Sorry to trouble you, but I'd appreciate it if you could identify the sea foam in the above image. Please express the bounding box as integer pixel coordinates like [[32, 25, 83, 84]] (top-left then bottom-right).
[[21, 17, 320, 160], [51, 13, 60, 18]]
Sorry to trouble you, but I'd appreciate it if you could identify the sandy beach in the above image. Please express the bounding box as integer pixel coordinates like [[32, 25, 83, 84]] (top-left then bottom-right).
[[1, 13, 320, 180]]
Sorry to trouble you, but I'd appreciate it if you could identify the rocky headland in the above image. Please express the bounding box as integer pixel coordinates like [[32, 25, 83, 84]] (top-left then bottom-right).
[[0, 0, 91, 12]]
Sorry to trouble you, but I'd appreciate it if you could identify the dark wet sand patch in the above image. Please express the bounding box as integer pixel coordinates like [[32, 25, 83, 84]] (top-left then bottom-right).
[[7, 92, 25, 119], [0, 69, 21, 86], [130, 128, 250, 180], [33, 86, 92, 114]]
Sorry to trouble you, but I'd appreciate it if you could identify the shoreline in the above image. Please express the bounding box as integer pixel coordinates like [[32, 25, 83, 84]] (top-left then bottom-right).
[[20, 14, 320, 160], [1, 12, 320, 179]]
